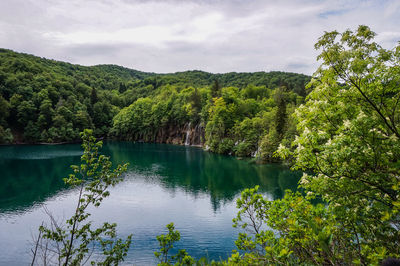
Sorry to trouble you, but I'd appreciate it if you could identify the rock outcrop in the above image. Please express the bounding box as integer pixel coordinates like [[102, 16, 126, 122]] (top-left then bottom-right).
[[152, 123, 204, 146]]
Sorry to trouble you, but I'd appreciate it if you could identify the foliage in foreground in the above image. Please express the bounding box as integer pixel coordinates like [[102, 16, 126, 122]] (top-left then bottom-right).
[[31, 129, 131, 265], [154, 223, 195, 266], [275, 26, 399, 264], [229, 187, 357, 265]]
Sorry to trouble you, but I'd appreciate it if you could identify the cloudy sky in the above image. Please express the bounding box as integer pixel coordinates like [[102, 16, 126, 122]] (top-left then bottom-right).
[[0, 0, 399, 75]]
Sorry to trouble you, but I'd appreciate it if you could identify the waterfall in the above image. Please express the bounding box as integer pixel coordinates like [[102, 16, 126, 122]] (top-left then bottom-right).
[[185, 122, 191, 146], [251, 146, 261, 158]]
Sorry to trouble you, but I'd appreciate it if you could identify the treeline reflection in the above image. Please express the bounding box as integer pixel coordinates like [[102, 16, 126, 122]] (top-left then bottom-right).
[[105, 142, 301, 211], [0, 142, 301, 213]]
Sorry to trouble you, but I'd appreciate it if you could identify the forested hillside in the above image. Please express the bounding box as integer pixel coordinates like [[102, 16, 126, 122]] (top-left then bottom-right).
[[0, 48, 309, 160]]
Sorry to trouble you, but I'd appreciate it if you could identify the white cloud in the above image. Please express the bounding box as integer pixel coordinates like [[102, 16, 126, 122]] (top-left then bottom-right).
[[0, 0, 399, 75]]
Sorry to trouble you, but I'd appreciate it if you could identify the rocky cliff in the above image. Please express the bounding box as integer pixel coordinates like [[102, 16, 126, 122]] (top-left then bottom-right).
[[150, 123, 205, 146]]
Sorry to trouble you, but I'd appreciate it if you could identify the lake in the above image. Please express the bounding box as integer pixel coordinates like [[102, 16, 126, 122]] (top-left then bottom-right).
[[0, 142, 301, 265]]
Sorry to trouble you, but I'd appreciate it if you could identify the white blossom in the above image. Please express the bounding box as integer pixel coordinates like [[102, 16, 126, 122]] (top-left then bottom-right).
[[343, 120, 351, 128]]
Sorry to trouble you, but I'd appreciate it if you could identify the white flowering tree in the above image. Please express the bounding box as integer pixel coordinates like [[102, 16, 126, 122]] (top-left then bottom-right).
[[279, 25, 400, 260]]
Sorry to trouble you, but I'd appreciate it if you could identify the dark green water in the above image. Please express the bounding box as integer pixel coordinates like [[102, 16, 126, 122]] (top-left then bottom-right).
[[0, 142, 301, 265]]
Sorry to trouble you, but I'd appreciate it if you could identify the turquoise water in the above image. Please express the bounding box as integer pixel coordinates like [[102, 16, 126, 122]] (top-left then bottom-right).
[[0, 142, 301, 265]]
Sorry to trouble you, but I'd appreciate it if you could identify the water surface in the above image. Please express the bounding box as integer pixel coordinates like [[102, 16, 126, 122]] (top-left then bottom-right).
[[0, 142, 301, 265]]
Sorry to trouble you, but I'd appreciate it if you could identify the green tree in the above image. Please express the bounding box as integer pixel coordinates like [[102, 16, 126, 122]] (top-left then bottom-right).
[[259, 127, 280, 162], [39, 98, 54, 128], [0, 95, 10, 127], [210, 79, 221, 98], [278, 25, 400, 262], [205, 97, 232, 153], [17, 100, 37, 129], [0, 126, 13, 144], [230, 186, 356, 265], [90, 88, 98, 105], [154, 223, 195, 266], [189, 87, 202, 123], [274, 87, 287, 137], [74, 109, 93, 131], [24, 121, 40, 141], [31, 130, 132, 265]]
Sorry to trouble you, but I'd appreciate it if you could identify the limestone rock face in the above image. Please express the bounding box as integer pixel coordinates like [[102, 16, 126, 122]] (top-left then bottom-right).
[[152, 123, 204, 146]]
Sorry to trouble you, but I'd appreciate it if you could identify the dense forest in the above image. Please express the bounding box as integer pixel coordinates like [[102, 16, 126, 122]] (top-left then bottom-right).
[[0, 48, 309, 160]]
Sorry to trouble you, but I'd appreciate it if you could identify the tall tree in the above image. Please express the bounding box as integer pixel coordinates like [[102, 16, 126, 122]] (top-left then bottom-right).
[[274, 87, 287, 137], [279, 25, 400, 260], [90, 88, 98, 105], [211, 79, 221, 98]]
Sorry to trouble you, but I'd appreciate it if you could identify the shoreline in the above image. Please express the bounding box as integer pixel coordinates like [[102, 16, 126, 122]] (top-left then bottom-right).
[[1, 139, 204, 147], [1, 140, 82, 146], [0, 139, 270, 163]]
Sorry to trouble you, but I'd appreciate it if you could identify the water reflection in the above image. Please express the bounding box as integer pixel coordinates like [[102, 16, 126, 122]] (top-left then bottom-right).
[[0, 142, 302, 265], [104, 142, 301, 211], [0, 144, 82, 213], [0, 142, 301, 214]]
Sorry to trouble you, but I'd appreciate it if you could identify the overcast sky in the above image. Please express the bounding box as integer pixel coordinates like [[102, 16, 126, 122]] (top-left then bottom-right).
[[0, 0, 399, 75]]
